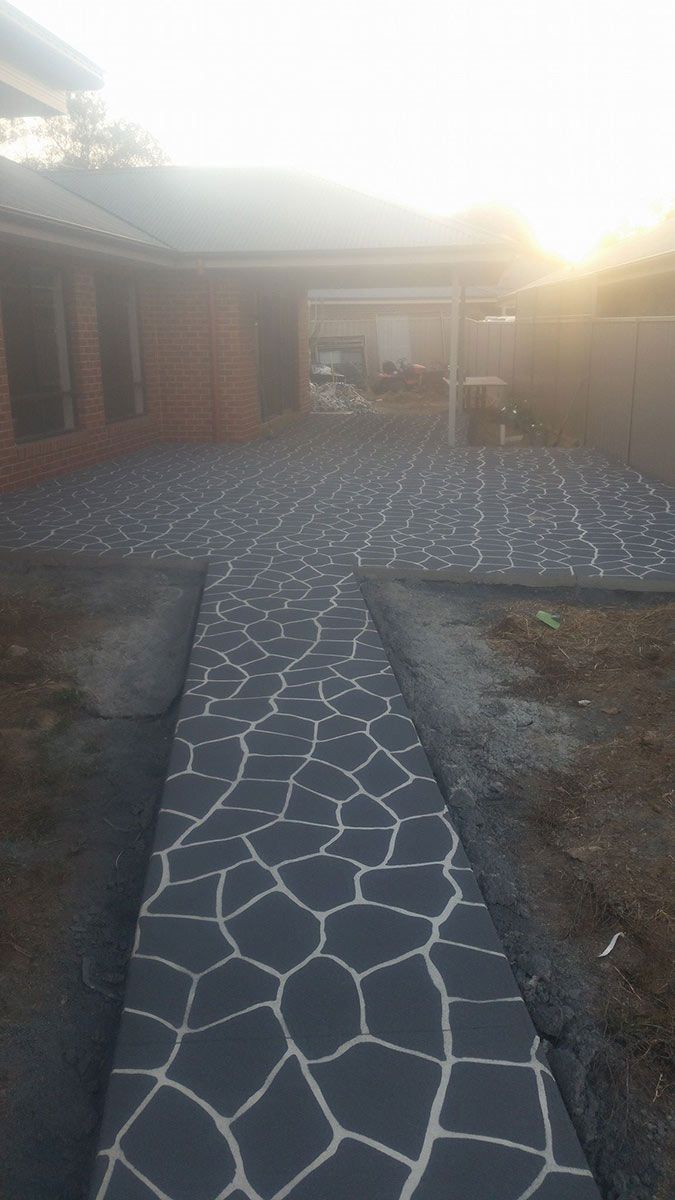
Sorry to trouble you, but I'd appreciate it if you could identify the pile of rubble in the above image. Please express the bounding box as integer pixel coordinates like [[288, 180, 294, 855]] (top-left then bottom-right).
[[311, 380, 375, 414]]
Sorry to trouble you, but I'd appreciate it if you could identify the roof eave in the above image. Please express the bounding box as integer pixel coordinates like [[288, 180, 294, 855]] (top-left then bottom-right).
[[187, 244, 511, 269], [0, 209, 175, 266], [309, 295, 498, 306], [0, 2, 103, 92]]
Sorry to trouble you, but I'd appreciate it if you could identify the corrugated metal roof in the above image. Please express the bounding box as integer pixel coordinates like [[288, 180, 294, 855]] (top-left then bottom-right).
[[0, 156, 167, 247], [46, 166, 511, 255]]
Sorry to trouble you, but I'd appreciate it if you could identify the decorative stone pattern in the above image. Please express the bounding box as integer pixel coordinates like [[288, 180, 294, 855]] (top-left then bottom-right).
[[2, 413, 673, 1200]]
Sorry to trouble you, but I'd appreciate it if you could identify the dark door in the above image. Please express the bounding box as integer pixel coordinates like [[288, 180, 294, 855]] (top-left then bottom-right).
[[257, 289, 298, 421]]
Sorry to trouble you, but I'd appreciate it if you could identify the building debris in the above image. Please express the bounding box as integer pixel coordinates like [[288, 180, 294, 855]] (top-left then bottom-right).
[[598, 932, 625, 958], [311, 380, 376, 414], [536, 610, 561, 630]]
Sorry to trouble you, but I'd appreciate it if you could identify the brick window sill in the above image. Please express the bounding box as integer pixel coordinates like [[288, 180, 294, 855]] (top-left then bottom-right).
[[14, 414, 154, 459], [15, 428, 90, 459]]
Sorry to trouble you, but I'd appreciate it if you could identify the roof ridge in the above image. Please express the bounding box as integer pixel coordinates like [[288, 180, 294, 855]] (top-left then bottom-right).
[[41, 164, 172, 247]]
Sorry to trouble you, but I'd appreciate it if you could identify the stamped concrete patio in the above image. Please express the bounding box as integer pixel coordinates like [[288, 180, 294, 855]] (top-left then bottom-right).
[[2, 412, 674, 1200]]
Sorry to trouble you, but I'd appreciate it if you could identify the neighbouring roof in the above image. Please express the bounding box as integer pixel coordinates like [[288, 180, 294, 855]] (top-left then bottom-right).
[[45, 166, 512, 257], [0, 156, 167, 249], [516, 217, 675, 294], [0, 1, 102, 94]]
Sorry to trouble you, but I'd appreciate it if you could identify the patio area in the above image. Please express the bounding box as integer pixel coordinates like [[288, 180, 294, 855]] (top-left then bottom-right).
[[2, 412, 674, 1200], [3, 412, 674, 577]]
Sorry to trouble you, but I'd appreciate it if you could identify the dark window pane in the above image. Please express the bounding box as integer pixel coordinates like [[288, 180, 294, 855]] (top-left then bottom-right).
[[1, 264, 73, 441], [95, 275, 144, 422]]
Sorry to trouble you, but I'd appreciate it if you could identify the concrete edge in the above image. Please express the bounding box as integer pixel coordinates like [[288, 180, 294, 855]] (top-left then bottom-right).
[[3, 550, 673, 594], [572, 573, 675, 593], [355, 563, 675, 593], [0, 548, 209, 576]]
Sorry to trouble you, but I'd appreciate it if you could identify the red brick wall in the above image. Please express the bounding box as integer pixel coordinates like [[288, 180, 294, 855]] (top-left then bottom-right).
[[143, 272, 265, 445], [0, 263, 161, 493], [0, 258, 311, 494], [211, 277, 261, 443], [150, 273, 215, 443], [0, 310, 15, 485]]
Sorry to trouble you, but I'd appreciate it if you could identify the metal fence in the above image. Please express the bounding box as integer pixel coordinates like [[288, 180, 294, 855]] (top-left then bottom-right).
[[464, 316, 675, 484]]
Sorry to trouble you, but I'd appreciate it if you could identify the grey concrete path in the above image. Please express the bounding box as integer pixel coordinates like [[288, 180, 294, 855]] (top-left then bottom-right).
[[2, 413, 673, 1200]]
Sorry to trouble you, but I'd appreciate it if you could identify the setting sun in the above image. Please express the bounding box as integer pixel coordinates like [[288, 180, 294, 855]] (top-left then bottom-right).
[[12, 0, 675, 261]]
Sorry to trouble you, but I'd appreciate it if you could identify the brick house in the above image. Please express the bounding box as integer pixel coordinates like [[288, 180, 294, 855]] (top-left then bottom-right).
[[0, 7, 511, 494]]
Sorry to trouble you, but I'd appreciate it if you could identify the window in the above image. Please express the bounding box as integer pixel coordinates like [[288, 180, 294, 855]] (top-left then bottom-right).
[[316, 337, 367, 386], [95, 275, 144, 422], [1, 265, 74, 441]]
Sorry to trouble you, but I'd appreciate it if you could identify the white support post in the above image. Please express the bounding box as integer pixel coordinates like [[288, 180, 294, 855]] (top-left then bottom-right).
[[447, 269, 462, 447]]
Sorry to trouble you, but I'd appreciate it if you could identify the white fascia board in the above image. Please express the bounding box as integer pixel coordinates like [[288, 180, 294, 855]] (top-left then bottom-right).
[[0, 58, 67, 114]]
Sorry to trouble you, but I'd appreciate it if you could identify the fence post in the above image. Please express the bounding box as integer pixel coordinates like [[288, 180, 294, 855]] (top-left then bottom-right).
[[447, 269, 461, 447]]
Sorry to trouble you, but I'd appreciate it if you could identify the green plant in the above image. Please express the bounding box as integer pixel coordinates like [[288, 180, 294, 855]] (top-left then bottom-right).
[[497, 397, 551, 443]]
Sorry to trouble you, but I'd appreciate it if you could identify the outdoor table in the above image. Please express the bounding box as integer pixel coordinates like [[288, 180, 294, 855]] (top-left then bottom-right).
[[463, 375, 509, 410]]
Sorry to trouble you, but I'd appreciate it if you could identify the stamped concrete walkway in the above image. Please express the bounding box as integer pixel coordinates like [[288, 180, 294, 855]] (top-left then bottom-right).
[[2, 414, 674, 1200]]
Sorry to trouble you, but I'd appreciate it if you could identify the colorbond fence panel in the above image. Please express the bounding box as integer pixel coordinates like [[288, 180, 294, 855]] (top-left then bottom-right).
[[463, 321, 516, 386], [513, 318, 536, 402], [630, 319, 675, 484], [466, 314, 675, 484], [585, 320, 636, 464], [554, 319, 592, 443], [531, 321, 559, 425]]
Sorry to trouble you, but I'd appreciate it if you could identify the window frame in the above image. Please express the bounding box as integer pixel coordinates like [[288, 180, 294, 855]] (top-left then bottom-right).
[[95, 273, 146, 424], [1, 263, 75, 443]]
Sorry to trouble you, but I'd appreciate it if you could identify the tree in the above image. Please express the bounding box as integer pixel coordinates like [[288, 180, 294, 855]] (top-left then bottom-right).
[[15, 92, 168, 169], [0, 117, 27, 147]]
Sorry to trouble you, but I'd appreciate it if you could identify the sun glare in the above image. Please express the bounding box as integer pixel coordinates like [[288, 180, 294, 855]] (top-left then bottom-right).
[[10, 0, 675, 267]]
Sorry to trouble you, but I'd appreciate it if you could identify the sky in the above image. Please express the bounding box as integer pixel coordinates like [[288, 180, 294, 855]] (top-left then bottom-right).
[[15, 0, 675, 260]]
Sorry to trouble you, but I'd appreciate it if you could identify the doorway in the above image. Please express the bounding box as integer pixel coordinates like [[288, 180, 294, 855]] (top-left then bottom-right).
[[256, 289, 299, 421]]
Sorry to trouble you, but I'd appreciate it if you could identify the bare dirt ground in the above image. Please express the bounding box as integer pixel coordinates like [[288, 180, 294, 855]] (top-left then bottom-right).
[[361, 576, 674, 1200], [0, 556, 203, 1200], [370, 391, 448, 415], [490, 601, 674, 1095]]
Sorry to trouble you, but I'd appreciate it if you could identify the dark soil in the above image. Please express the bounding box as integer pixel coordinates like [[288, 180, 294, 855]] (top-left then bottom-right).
[[0, 555, 203, 1200], [490, 601, 674, 1085], [360, 576, 674, 1200]]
